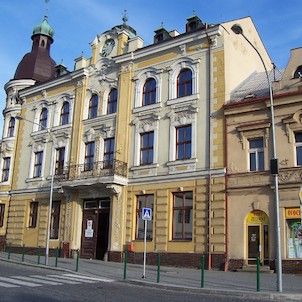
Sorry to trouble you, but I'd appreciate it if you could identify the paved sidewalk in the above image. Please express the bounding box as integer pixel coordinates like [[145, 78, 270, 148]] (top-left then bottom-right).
[[1, 252, 302, 301]]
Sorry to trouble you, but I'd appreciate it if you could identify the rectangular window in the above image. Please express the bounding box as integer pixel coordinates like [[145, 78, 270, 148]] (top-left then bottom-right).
[[0, 204, 5, 227], [104, 137, 115, 168], [249, 138, 264, 171], [2, 157, 10, 182], [286, 219, 302, 258], [50, 201, 60, 239], [34, 151, 43, 177], [295, 133, 302, 166], [176, 125, 191, 160], [84, 142, 95, 171], [140, 132, 154, 165], [29, 202, 38, 228], [55, 147, 65, 175], [173, 191, 193, 240], [135, 195, 154, 240]]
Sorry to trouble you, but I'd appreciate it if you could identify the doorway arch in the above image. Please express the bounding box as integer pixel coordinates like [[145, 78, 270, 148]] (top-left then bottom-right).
[[246, 210, 269, 265]]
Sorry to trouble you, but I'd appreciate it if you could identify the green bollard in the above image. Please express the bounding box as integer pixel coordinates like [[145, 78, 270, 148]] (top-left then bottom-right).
[[76, 250, 79, 272], [157, 253, 160, 283], [55, 247, 59, 267], [123, 251, 127, 280], [22, 244, 25, 262], [8, 243, 11, 260], [37, 246, 41, 265], [257, 257, 260, 292], [201, 255, 205, 288]]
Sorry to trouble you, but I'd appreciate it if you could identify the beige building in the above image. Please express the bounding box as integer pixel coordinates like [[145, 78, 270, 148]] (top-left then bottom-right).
[[0, 12, 272, 270], [225, 46, 302, 273]]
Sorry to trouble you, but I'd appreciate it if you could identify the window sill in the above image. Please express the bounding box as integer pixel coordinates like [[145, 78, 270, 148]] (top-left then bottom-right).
[[133, 102, 162, 114], [167, 93, 199, 106]]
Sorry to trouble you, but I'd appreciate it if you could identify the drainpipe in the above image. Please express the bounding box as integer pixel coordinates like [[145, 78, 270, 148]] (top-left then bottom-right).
[[224, 115, 229, 271], [205, 25, 212, 270]]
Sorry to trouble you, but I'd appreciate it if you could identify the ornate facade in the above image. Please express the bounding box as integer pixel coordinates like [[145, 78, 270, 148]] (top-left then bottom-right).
[[0, 13, 271, 269]]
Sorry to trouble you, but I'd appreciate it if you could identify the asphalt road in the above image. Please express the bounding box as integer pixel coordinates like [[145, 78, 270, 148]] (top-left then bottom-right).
[[0, 261, 291, 302]]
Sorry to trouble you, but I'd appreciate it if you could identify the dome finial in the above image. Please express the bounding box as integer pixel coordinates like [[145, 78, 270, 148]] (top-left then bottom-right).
[[45, 0, 50, 18], [122, 9, 128, 24]]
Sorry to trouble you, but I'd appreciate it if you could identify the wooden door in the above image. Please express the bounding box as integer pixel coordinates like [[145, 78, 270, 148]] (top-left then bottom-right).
[[81, 210, 98, 259]]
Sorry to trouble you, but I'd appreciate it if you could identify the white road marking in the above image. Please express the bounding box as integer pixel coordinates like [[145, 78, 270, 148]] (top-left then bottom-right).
[[0, 276, 41, 287]]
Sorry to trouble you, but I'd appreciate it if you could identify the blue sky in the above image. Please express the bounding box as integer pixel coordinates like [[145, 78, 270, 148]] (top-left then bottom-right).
[[0, 0, 301, 133]]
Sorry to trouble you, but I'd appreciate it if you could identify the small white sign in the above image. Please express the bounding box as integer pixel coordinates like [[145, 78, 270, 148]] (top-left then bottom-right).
[[142, 208, 152, 221], [85, 229, 94, 238]]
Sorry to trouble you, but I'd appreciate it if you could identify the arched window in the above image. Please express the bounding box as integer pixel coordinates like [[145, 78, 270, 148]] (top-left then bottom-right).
[[88, 94, 98, 119], [177, 68, 192, 98], [60, 102, 69, 125], [143, 78, 156, 106], [107, 88, 118, 114], [39, 108, 48, 130], [7, 117, 15, 137]]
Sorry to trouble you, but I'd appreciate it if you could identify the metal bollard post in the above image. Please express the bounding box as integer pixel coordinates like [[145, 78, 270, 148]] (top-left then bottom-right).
[[123, 251, 127, 280], [257, 257, 260, 292], [55, 247, 59, 267], [22, 244, 25, 262], [8, 243, 11, 260], [76, 250, 79, 272], [157, 253, 160, 283], [38, 246, 41, 265], [201, 255, 205, 288]]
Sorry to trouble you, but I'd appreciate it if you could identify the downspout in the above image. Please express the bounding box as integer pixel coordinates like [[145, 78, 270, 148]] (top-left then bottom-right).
[[224, 114, 229, 271], [205, 25, 212, 270]]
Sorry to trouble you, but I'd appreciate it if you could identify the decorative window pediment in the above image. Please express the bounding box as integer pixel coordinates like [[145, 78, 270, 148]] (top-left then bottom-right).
[[236, 121, 270, 150]]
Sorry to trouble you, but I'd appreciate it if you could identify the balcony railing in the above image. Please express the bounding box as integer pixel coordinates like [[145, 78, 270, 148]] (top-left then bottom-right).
[[54, 160, 127, 181]]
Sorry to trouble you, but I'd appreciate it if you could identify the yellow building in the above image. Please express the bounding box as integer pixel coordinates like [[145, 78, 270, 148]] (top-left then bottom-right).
[[1, 13, 271, 269]]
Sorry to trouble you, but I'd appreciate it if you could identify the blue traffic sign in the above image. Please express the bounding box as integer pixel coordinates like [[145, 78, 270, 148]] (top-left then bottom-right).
[[142, 208, 152, 220]]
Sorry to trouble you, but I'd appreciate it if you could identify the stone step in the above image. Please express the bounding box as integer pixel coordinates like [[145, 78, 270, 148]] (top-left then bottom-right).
[[236, 266, 274, 273]]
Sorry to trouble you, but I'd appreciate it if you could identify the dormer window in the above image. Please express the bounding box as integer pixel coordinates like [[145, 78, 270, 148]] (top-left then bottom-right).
[[293, 65, 302, 79]]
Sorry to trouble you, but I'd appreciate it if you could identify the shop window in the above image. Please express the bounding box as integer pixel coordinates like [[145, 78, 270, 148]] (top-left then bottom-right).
[[286, 219, 302, 258], [172, 191, 193, 240], [135, 194, 154, 240]]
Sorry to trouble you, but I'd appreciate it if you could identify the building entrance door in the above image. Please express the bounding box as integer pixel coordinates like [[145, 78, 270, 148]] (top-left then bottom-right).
[[81, 199, 110, 260], [246, 210, 269, 265]]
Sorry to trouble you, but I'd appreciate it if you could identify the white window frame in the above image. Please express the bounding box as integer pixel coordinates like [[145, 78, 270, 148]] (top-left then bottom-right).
[[248, 138, 264, 172]]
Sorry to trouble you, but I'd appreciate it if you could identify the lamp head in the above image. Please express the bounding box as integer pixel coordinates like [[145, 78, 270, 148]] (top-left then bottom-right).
[[231, 24, 243, 35], [15, 115, 23, 121]]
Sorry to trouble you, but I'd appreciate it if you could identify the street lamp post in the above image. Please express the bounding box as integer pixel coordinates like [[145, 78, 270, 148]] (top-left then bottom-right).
[[231, 24, 282, 292], [16, 115, 55, 266]]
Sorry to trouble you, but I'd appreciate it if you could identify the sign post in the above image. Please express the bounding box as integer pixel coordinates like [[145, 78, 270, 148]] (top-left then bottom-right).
[[142, 207, 152, 279]]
